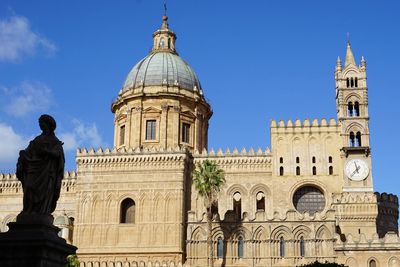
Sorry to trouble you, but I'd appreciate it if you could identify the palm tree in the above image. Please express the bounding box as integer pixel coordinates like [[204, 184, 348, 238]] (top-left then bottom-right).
[[192, 159, 226, 267]]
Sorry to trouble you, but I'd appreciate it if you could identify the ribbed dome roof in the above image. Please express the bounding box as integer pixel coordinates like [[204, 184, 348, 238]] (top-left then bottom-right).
[[122, 52, 202, 91]]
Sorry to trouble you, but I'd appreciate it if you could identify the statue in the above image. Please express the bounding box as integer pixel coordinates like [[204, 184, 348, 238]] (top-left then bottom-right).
[[16, 114, 64, 218]]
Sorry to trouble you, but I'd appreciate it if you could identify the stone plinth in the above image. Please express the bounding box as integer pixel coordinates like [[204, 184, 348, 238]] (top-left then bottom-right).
[[0, 219, 77, 267]]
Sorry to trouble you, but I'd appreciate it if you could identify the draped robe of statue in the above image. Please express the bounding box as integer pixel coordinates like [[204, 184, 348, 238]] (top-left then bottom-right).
[[16, 123, 64, 215]]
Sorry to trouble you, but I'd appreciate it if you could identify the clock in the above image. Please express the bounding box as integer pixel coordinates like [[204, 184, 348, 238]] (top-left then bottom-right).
[[345, 159, 369, 181]]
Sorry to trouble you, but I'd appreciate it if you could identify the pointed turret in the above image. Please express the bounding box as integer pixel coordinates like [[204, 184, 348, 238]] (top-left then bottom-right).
[[336, 56, 342, 72], [345, 41, 356, 67]]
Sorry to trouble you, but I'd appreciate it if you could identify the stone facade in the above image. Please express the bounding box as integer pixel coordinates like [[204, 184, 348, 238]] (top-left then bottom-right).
[[1, 16, 400, 267]]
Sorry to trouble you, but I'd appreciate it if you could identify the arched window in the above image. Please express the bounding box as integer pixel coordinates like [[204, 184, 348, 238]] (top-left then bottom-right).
[[217, 238, 224, 258], [238, 237, 244, 258], [279, 157, 283, 164], [159, 37, 165, 48], [349, 132, 355, 147], [233, 192, 242, 220], [312, 166, 317, 175], [296, 157, 300, 164], [300, 237, 305, 257], [279, 237, 285, 258], [356, 132, 362, 147], [369, 259, 376, 267], [329, 166, 333, 175], [312, 156, 316, 164], [347, 102, 354, 117], [279, 166, 284, 176], [350, 77, 354, 87], [256, 191, 265, 211], [328, 156, 332, 163], [346, 78, 350, 88], [296, 166, 300, 176], [120, 198, 135, 223], [355, 77, 358, 87], [354, 102, 360, 116]]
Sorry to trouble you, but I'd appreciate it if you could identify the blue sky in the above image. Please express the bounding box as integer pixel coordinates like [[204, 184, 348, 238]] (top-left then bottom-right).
[[0, 1, 399, 198]]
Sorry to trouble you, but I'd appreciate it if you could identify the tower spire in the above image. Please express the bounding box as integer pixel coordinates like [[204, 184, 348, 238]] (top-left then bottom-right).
[[345, 39, 356, 67]]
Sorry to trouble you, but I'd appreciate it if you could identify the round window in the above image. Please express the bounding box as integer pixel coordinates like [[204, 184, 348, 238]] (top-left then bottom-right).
[[293, 186, 325, 215]]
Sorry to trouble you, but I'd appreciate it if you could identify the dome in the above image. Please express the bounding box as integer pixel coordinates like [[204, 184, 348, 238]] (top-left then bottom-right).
[[122, 52, 202, 91]]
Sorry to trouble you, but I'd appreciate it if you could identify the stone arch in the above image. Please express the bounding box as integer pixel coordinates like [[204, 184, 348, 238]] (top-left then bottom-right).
[[191, 226, 206, 240], [345, 122, 364, 134], [316, 225, 331, 239], [165, 192, 175, 222], [367, 257, 378, 267], [293, 225, 312, 239], [344, 92, 362, 102], [253, 225, 267, 240], [226, 184, 247, 197], [389, 257, 400, 267], [92, 195, 102, 223], [231, 227, 251, 240], [346, 257, 358, 267], [270, 225, 292, 240], [154, 192, 164, 222]]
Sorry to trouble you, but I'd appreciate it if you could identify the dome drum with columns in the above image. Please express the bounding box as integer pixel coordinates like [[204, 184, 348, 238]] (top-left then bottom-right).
[[112, 16, 212, 152]]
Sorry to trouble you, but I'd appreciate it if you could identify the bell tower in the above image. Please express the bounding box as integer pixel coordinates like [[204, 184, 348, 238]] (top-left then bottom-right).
[[335, 41, 373, 192]]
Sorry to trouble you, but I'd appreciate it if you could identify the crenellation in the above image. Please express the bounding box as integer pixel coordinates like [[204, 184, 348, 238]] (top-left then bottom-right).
[[271, 118, 338, 130]]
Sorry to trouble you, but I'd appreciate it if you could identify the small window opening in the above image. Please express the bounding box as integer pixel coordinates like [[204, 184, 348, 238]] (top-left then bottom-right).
[[279, 166, 284, 176], [354, 102, 360, 116], [350, 77, 354, 87], [329, 166, 333, 175], [358, 228, 361, 234], [120, 198, 136, 224], [349, 132, 355, 147], [312, 166, 317, 175], [348, 102, 353, 117], [181, 123, 191, 143], [296, 166, 300, 176], [356, 132, 362, 147], [119, 125, 125, 146], [238, 237, 244, 258], [145, 120, 157, 140], [328, 156, 332, 163], [312, 156, 316, 163], [279, 237, 285, 258], [355, 77, 358, 87], [256, 192, 265, 211], [233, 192, 242, 220], [296, 157, 300, 164], [279, 157, 283, 164], [300, 237, 305, 257], [369, 259, 377, 267], [217, 238, 224, 258], [346, 78, 350, 88]]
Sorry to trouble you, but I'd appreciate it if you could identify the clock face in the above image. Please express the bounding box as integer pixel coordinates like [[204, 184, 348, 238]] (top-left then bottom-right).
[[345, 159, 369, 181]]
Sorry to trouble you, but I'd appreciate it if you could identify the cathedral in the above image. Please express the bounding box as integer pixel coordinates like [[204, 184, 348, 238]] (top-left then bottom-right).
[[1, 15, 400, 267]]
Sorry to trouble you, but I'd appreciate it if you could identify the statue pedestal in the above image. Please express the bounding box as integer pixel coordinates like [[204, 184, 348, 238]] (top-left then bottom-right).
[[0, 219, 77, 267]]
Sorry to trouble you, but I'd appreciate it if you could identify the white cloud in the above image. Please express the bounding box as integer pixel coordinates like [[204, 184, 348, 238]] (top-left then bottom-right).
[[0, 123, 28, 171], [2, 82, 53, 117], [0, 82, 54, 117], [60, 119, 104, 151], [0, 15, 56, 62]]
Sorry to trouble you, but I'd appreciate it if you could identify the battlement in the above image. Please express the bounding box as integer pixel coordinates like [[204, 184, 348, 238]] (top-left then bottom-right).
[[375, 192, 399, 205], [193, 147, 271, 157], [270, 118, 338, 128], [0, 171, 77, 194], [76, 146, 189, 157]]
